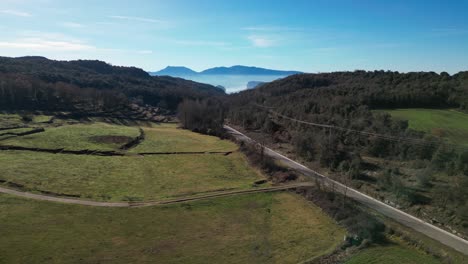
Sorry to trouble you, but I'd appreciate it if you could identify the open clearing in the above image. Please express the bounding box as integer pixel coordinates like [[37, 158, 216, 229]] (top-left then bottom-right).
[[130, 124, 237, 153], [0, 192, 345, 264], [0, 113, 53, 127], [0, 113, 24, 127], [0, 118, 262, 201], [0, 150, 263, 201], [380, 108, 468, 145], [1, 122, 140, 151]]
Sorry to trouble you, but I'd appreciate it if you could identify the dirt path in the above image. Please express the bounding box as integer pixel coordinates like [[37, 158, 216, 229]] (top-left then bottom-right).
[[0, 145, 234, 156], [0, 183, 313, 208]]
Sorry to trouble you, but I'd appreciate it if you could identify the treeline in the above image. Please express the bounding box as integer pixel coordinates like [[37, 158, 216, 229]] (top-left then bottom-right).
[[0, 73, 127, 111], [177, 98, 225, 136], [0, 56, 224, 112]]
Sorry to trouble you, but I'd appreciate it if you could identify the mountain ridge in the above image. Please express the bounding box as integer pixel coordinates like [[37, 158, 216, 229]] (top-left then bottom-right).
[[154, 66, 198, 76], [150, 65, 302, 76]]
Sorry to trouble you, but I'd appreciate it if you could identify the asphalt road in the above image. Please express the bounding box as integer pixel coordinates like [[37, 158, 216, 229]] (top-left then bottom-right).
[[225, 125, 468, 255]]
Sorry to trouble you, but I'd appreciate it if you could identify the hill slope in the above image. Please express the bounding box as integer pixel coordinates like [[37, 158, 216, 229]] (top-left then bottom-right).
[[0, 56, 224, 113], [227, 70, 468, 242]]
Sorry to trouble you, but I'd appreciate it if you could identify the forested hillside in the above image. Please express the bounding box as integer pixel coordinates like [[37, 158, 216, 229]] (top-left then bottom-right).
[[0, 56, 224, 113], [229, 70, 468, 145], [228, 71, 468, 235]]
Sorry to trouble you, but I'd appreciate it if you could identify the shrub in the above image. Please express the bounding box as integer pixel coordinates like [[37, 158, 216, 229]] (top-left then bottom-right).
[[342, 212, 386, 244], [293, 132, 316, 161], [21, 114, 33, 122], [416, 168, 433, 188], [178, 98, 225, 137]]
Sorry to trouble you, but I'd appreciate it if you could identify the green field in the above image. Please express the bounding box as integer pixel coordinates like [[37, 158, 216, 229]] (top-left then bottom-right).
[[0, 150, 263, 201], [0, 115, 445, 263], [344, 242, 440, 264], [0, 113, 23, 127], [0, 192, 345, 264], [32, 115, 53, 123], [0, 113, 52, 127], [0, 127, 38, 135], [1, 123, 140, 151], [0, 119, 263, 201], [382, 109, 468, 145], [130, 124, 237, 153]]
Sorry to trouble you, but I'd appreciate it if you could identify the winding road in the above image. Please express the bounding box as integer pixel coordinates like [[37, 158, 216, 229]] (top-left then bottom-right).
[[225, 125, 468, 256]]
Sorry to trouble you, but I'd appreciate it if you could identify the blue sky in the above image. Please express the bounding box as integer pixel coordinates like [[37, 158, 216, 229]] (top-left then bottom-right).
[[1, 0, 467, 73]]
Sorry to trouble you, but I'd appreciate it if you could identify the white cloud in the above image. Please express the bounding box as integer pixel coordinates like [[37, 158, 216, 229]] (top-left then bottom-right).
[[109, 15, 165, 24], [0, 38, 94, 51], [18, 31, 82, 42], [0, 9, 31, 17], [0, 31, 153, 60], [62, 22, 85, 28], [247, 35, 275, 48]]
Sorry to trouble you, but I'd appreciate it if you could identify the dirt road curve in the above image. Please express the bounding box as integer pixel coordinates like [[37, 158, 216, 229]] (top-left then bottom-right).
[[225, 125, 468, 255], [0, 183, 312, 208]]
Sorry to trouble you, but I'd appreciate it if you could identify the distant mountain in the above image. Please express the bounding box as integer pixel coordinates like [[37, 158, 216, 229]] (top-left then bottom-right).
[[247, 81, 266, 89], [215, 85, 226, 92], [200, 65, 302, 75], [151, 66, 198, 76], [150, 65, 302, 76]]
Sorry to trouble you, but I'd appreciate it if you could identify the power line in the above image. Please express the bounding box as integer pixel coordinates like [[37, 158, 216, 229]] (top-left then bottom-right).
[[253, 103, 468, 151]]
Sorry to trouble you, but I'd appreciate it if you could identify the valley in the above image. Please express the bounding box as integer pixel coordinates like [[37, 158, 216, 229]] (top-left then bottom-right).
[[2, 1, 468, 263]]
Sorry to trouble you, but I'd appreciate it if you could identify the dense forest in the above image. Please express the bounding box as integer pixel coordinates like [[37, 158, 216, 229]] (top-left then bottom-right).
[[227, 71, 468, 224], [228, 71, 468, 165], [0, 56, 224, 113]]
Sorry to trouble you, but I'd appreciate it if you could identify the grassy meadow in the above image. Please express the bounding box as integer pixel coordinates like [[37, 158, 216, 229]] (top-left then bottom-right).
[[0, 117, 260, 201], [0, 113, 24, 127], [380, 108, 468, 146], [1, 114, 454, 263], [344, 242, 440, 264], [1, 122, 140, 151], [0, 150, 263, 201], [0, 192, 345, 264], [130, 124, 237, 153], [0, 113, 53, 127]]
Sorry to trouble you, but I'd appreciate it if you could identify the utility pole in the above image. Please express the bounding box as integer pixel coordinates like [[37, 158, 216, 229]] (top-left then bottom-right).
[[259, 139, 265, 162], [343, 173, 349, 209]]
